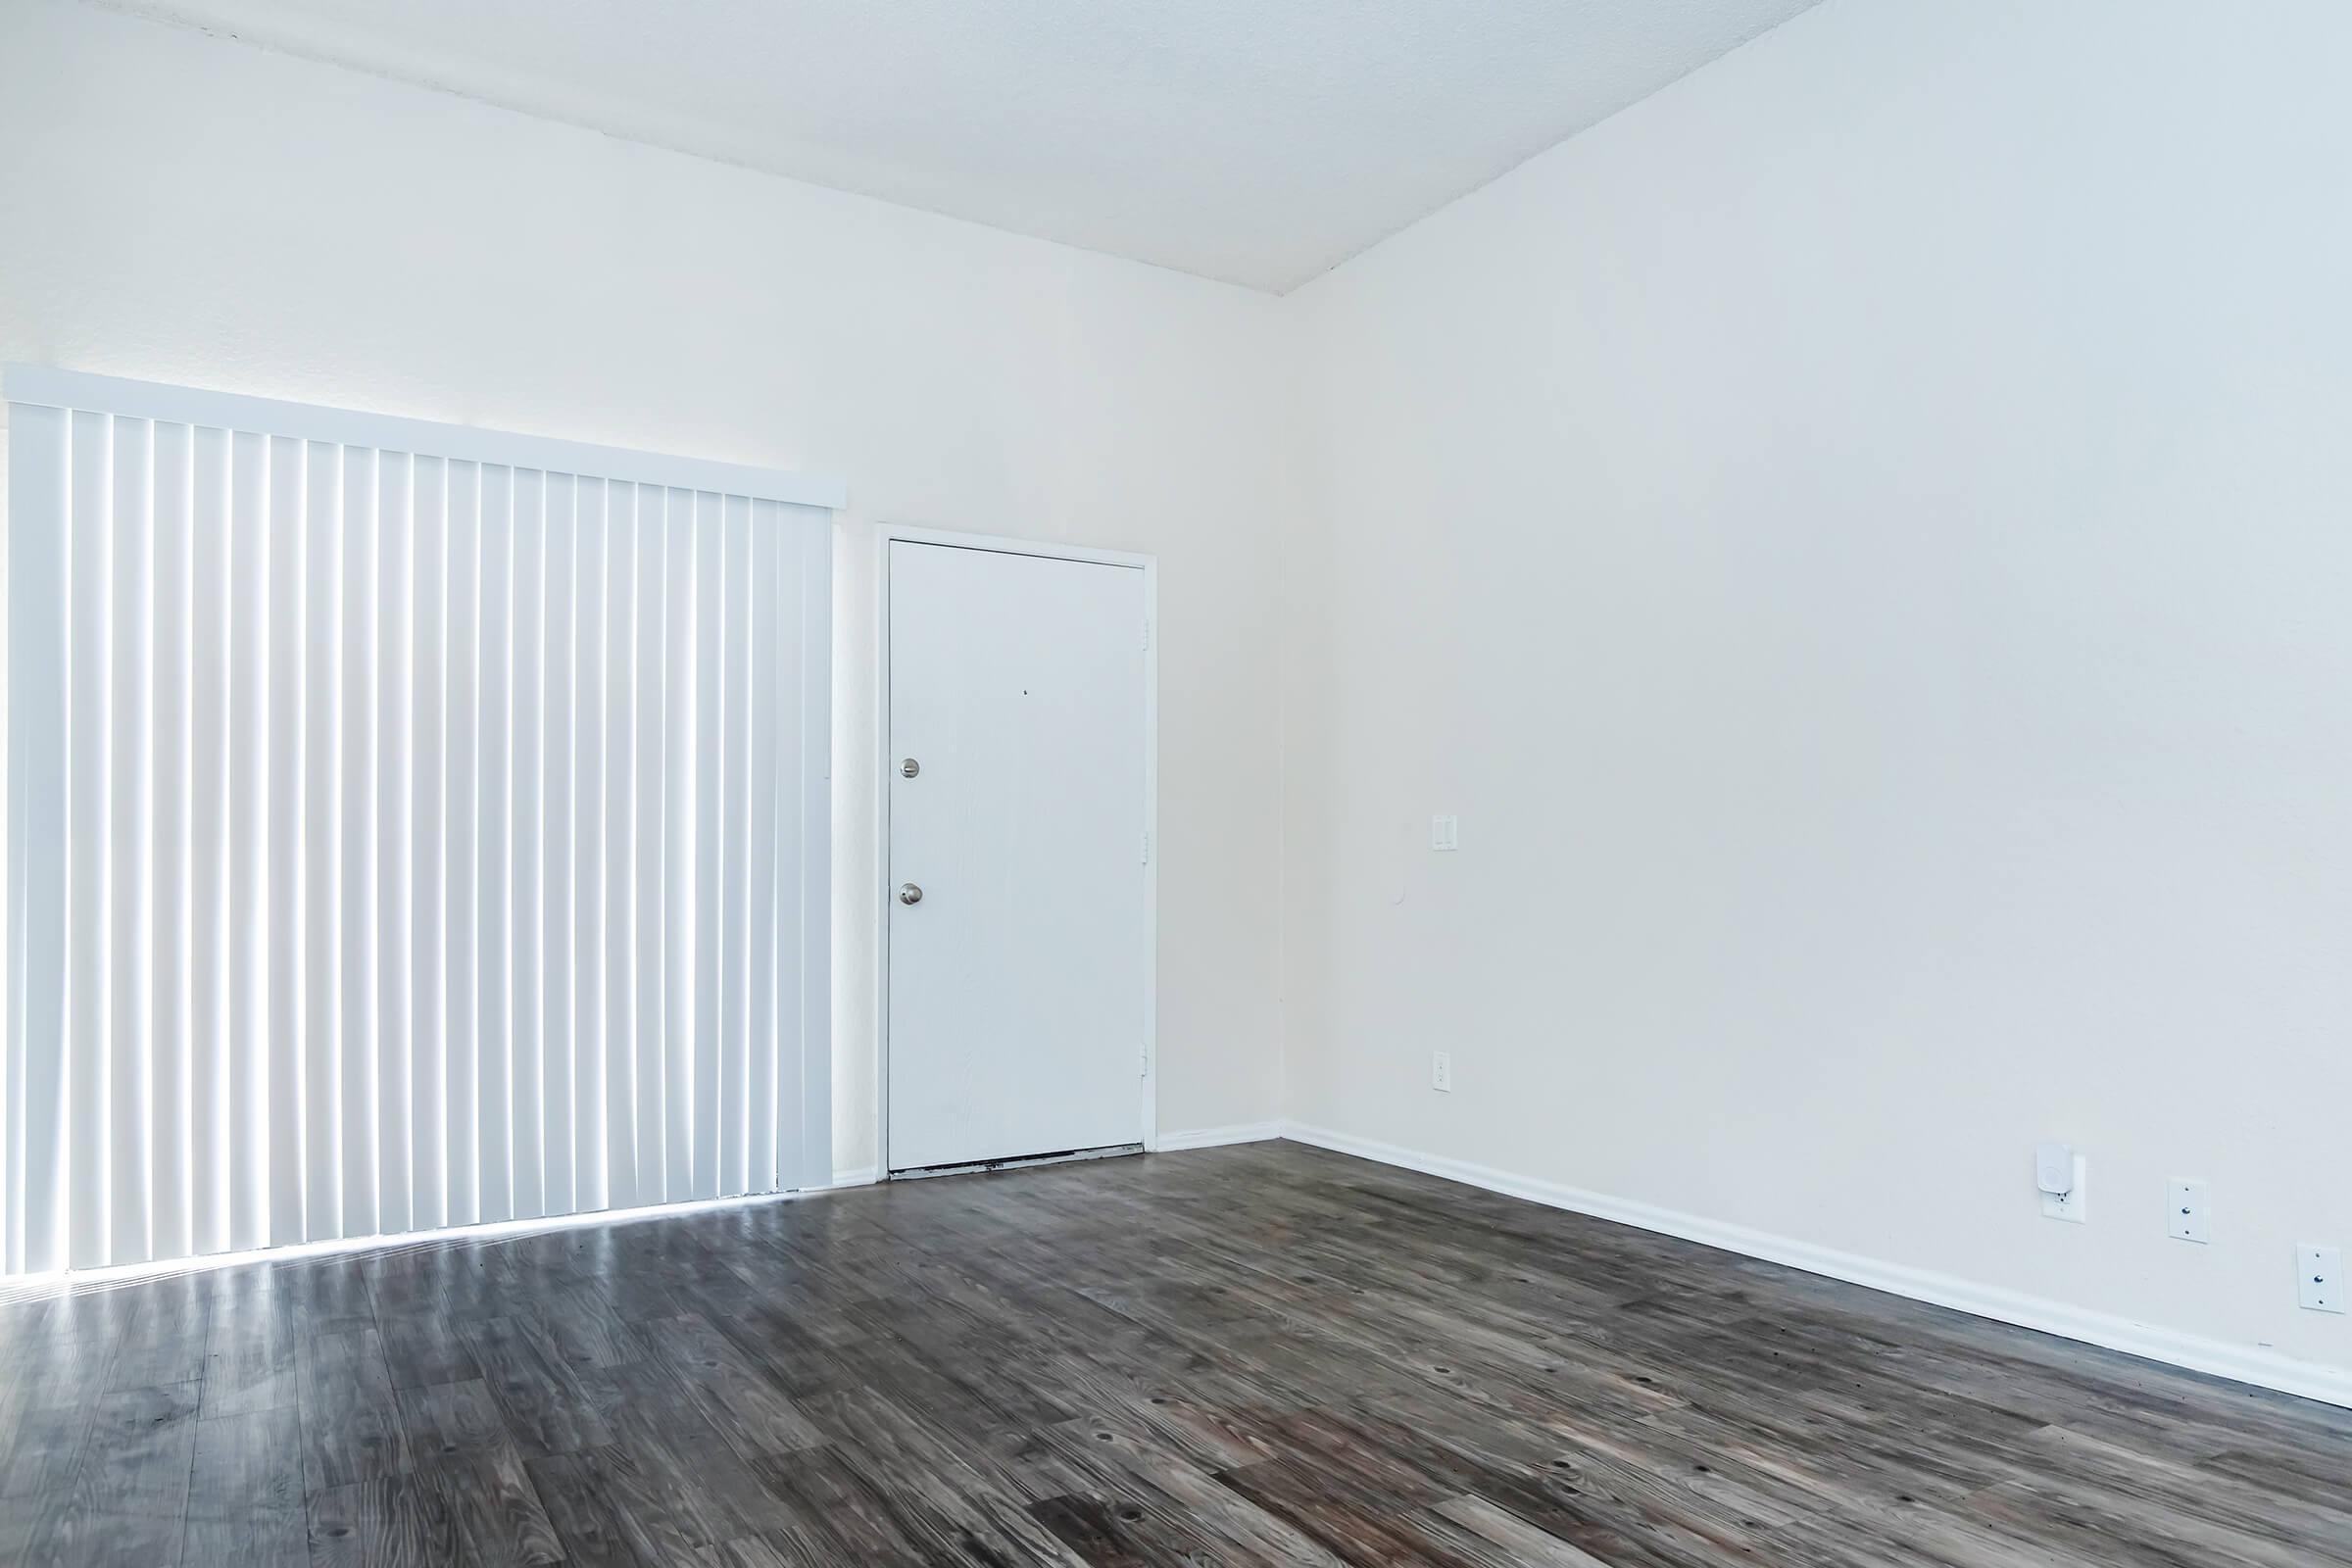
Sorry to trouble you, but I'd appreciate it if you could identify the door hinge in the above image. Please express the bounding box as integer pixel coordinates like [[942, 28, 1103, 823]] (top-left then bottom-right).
[[1141, 829, 1150, 864], [1142, 618, 1151, 652], [1140, 1047, 1150, 1078]]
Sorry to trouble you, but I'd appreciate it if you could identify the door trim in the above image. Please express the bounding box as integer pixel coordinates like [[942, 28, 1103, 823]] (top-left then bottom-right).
[[874, 525, 1159, 1178]]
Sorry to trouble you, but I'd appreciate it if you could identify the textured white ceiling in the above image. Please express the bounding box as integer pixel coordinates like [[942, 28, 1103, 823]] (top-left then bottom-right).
[[105, 0, 1820, 291]]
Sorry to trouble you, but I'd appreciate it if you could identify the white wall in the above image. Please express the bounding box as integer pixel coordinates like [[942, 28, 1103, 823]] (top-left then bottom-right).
[[1285, 0, 2352, 1383], [0, 0, 1296, 1175]]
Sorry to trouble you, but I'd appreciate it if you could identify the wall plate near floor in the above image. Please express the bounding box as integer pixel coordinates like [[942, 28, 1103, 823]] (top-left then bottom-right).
[[1431, 1051, 1453, 1092], [2299, 1245, 2344, 1313], [2040, 1154, 2087, 1223], [2168, 1178, 2210, 1244]]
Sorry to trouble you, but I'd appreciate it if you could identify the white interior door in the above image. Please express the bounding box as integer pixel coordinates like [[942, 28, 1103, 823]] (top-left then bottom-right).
[[887, 539, 1149, 1172]]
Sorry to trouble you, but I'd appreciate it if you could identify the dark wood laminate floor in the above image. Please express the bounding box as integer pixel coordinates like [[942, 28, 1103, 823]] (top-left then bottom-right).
[[3, 1142, 2350, 1567]]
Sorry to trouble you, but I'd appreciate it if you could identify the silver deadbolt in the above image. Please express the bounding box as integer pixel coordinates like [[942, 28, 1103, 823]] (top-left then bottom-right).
[[898, 882, 923, 906], [900, 758, 920, 778]]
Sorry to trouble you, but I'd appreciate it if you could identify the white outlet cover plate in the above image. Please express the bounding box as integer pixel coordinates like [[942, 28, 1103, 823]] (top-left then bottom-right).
[[1430, 814, 1459, 852], [1431, 1051, 1452, 1092], [2040, 1155, 2087, 1223], [2167, 1178, 2209, 1244], [2299, 1244, 2344, 1313]]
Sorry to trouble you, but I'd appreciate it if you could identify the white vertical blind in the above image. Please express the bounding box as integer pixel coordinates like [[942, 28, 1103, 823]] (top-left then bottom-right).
[[514, 468, 546, 1223], [377, 452, 413, 1240], [446, 459, 480, 1231], [411, 455, 449, 1235], [340, 445, 376, 1241], [541, 473, 574, 1220], [190, 424, 230, 1257], [68, 411, 108, 1270], [4, 370, 835, 1274], [110, 416, 153, 1267], [228, 431, 270, 1252], [152, 421, 191, 1264], [606, 484, 640, 1211]]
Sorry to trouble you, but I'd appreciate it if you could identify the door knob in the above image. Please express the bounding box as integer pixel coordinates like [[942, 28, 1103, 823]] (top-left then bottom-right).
[[901, 758, 920, 778], [898, 882, 923, 906]]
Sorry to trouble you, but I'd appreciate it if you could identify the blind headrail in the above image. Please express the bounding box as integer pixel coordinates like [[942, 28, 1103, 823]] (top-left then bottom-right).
[[3, 365, 847, 511]]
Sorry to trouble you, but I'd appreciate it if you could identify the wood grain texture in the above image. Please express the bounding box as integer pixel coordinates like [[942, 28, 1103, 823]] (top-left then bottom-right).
[[0, 1141, 2348, 1565]]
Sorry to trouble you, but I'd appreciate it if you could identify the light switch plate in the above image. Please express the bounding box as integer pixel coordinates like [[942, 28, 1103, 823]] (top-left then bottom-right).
[[2040, 1155, 2087, 1223], [1430, 814, 1458, 852], [2167, 1178, 2209, 1244], [2299, 1244, 2344, 1313]]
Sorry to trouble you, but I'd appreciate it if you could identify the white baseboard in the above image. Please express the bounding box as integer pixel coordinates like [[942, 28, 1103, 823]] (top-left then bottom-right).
[[1280, 1120, 2352, 1411], [823, 1167, 879, 1189], [1154, 1120, 1286, 1152]]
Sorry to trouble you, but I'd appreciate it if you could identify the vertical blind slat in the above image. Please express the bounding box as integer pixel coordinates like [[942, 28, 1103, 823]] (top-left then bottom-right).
[[377, 453, 414, 1238], [634, 487, 666, 1206], [772, 512, 810, 1191], [6, 399, 830, 1272], [477, 465, 513, 1226], [412, 457, 449, 1233], [542, 474, 576, 1218], [9, 404, 70, 1273], [302, 440, 342, 1243], [512, 470, 546, 1222], [718, 496, 752, 1197], [604, 483, 639, 1212], [109, 416, 153, 1267], [693, 492, 725, 1201], [661, 489, 695, 1205], [66, 412, 110, 1270], [152, 420, 193, 1263], [265, 434, 306, 1247], [189, 424, 230, 1256], [569, 480, 604, 1213], [341, 448, 378, 1240], [229, 431, 270, 1252], [795, 517, 832, 1186], [445, 460, 480, 1228], [746, 504, 782, 1194]]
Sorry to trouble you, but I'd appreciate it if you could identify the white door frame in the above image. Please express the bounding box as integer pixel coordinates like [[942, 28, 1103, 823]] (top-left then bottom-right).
[[874, 524, 1158, 1177]]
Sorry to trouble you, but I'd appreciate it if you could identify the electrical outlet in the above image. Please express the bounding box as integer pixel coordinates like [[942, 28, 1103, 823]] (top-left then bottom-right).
[[2167, 1179, 2209, 1244], [2040, 1154, 2087, 1223], [1430, 814, 1458, 852], [1430, 1051, 1453, 1093], [2299, 1245, 2344, 1313]]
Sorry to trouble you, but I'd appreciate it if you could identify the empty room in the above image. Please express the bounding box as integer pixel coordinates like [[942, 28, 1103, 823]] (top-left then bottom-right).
[[2, 0, 2349, 1563]]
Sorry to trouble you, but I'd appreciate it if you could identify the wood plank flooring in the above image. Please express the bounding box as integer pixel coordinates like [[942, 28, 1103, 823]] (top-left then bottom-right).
[[2, 1140, 2349, 1565]]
